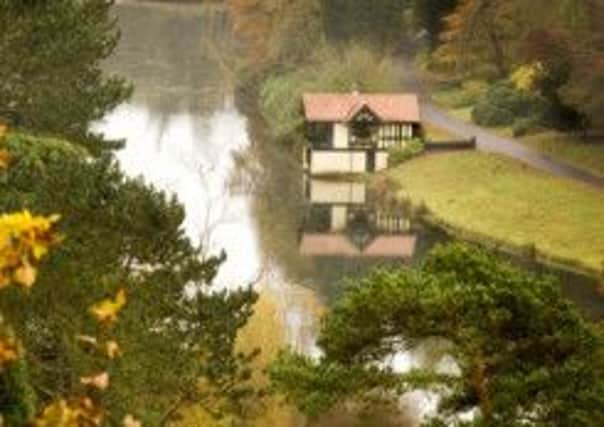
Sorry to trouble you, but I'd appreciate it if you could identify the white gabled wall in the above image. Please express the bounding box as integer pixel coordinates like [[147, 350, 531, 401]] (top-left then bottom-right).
[[376, 152, 388, 171], [310, 151, 366, 174], [330, 206, 348, 231], [309, 150, 392, 174], [332, 123, 349, 148], [309, 180, 367, 204]]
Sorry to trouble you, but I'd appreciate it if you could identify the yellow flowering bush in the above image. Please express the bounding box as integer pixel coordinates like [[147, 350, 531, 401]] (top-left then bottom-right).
[[0, 210, 138, 425], [510, 62, 545, 92], [0, 211, 61, 289]]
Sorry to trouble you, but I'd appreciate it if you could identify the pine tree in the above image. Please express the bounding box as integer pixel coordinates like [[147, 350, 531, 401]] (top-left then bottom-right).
[[0, 0, 131, 151]]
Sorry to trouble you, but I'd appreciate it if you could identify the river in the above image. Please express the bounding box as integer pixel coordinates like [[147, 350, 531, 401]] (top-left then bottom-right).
[[93, 2, 603, 426]]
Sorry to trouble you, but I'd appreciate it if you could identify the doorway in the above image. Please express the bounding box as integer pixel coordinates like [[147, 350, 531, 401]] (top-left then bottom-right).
[[366, 150, 376, 172]]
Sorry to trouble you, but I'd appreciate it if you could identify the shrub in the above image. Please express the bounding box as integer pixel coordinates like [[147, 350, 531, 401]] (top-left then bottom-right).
[[455, 80, 489, 107], [512, 116, 542, 137], [472, 103, 515, 127], [432, 80, 488, 109], [472, 81, 546, 127], [388, 139, 424, 166]]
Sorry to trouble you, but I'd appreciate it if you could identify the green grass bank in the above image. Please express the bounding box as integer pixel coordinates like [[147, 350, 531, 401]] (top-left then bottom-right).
[[383, 151, 604, 274], [430, 83, 604, 179]]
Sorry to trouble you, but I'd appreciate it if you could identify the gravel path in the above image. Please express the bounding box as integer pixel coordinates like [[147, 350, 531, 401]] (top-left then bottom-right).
[[396, 56, 604, 188], [420, 102, 604, 188]]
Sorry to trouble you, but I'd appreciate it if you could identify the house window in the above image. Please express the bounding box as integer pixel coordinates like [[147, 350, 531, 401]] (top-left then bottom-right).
[[351, 111, 375, 139], [306, 123, 332, 148], [350, 108, 379, 147]]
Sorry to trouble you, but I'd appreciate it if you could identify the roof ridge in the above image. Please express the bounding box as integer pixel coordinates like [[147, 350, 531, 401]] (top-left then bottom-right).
[[303, 92, 420, 123], [345, 98, 367, 121]]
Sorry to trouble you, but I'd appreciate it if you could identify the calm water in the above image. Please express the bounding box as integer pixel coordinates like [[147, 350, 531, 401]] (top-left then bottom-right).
[[94, 2, 603, 425]]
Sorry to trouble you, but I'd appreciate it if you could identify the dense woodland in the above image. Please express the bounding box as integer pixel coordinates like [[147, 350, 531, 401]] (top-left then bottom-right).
[[0, 1, 603, 426], [228, 0, 603, 138]]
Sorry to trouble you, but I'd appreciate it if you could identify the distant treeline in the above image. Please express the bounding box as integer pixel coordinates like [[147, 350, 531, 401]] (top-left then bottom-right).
[[228, 0, 603, 135]]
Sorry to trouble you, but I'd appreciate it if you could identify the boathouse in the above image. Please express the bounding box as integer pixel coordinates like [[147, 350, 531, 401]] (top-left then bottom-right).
[[302, 92, 421, 174], [299, 179, 417, 259]]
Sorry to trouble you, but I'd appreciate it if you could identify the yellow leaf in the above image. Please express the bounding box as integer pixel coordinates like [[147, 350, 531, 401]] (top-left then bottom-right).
[[78, 397, 103, 426], [0, 149, 10, 170], [75, 335, 98, 347], [89, 289, 127, 324], [35, 398, 103, 427], [0, 338, 19, 366], [123, 414, 142, 427], [0, 211, 60, 290], [0, 274, 10, 290], [106, 340, 121, 359], [32, 242, 49, 260], [0, 123, 7, 140], [80, 372, 109, 390], [35, 399, 80, 427], [13, 260, 36, 289]]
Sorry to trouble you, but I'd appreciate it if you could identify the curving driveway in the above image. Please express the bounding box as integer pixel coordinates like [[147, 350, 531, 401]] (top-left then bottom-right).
[[396, 56, 604, 188], [421, 102, 604, 188]]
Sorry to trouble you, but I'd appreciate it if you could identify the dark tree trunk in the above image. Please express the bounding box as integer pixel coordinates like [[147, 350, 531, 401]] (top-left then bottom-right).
[[487, 28, 506, 78]]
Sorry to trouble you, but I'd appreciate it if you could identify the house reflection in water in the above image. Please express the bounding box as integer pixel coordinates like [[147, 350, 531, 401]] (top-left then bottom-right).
[[300, 179, 418, 260]]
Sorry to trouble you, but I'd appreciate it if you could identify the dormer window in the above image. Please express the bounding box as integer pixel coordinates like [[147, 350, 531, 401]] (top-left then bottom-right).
[[350, 106, 379, 146]]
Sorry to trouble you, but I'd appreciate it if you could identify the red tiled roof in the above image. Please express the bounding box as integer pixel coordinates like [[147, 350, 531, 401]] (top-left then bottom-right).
[[299, 234, 359, 257], [363, 235, 417, 258], [299, 233, 417, 258], [303, 93, 420, 123]]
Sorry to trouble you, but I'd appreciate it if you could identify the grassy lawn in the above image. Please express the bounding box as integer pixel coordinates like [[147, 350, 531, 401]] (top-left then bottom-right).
[[386, 152, 604, 273], [430, 81, 486, 123], [431, 90, 474, 123], [448, 106, 473, 122], [431, 83, 604, 177], [520, 131, 604, 178]]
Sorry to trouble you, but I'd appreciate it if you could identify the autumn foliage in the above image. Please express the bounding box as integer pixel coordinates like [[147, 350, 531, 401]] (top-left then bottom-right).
[[0, 201, 138, 426]]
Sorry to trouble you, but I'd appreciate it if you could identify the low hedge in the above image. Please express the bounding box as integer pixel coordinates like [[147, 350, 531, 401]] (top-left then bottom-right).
[[388, 139, 424, 166]]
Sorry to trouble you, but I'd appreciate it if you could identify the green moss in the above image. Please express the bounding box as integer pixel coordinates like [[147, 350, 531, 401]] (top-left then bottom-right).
[[386, 152, 604, 273]]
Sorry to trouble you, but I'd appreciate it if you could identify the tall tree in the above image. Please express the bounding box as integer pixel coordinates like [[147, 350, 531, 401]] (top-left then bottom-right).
[[0, 133, 258, 424], [267, 0, 323, 66], [436, 0, 517, 78], [558, 0, 604, 132], [270, 244, 604, 426], [228, 0, 281, 66], [229, 0, 324, 70], [320, 0, 407, 51], [412, 0, 458, 49], [0, 0, 131, 151]]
